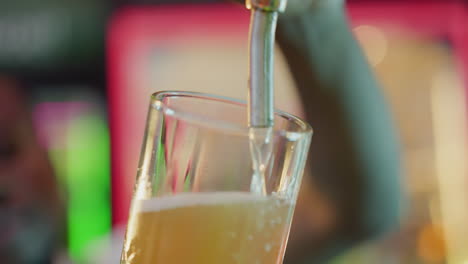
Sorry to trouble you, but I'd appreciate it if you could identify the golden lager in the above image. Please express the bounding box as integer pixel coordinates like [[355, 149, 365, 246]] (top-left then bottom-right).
[[121, 192, 295, 264]]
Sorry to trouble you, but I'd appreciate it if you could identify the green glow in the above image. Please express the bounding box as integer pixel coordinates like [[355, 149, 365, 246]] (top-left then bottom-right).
[[65, 112, 111, 260]]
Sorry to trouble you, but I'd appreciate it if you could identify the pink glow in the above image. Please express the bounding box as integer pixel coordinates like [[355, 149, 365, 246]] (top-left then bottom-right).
[[108, 4, 250, 226], [33, 102, 90, 150]]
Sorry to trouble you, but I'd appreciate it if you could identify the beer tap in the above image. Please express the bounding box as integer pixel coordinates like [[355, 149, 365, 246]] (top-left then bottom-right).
[[245, 0, 288, 128]]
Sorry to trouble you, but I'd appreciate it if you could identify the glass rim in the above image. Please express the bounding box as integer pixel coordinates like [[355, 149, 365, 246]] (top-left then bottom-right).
[[150, 91, 313, 136]]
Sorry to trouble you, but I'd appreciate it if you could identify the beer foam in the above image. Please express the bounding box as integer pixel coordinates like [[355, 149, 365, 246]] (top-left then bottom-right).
[[135, 192, 270, 213]]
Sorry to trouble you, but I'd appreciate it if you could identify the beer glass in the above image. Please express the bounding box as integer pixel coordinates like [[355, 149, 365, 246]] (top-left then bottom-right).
[[121, 91, 312, 264]]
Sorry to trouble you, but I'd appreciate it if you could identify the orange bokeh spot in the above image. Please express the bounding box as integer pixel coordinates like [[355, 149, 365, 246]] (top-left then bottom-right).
[[418, 224, 446, 263]]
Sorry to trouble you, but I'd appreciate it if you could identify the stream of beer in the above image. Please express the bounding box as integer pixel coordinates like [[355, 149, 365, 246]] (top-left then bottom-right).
[[247, 8, 280, 195]]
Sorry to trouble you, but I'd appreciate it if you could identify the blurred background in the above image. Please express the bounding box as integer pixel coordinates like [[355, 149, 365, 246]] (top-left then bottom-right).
[[0, 0, 467, 263]]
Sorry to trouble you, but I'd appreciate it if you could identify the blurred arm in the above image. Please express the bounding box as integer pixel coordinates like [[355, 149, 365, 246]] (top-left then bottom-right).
[[276, 1, 402, 261]]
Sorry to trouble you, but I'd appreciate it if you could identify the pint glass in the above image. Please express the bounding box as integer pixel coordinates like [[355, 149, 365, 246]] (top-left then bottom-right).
[[121, 91, 312, 264]]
